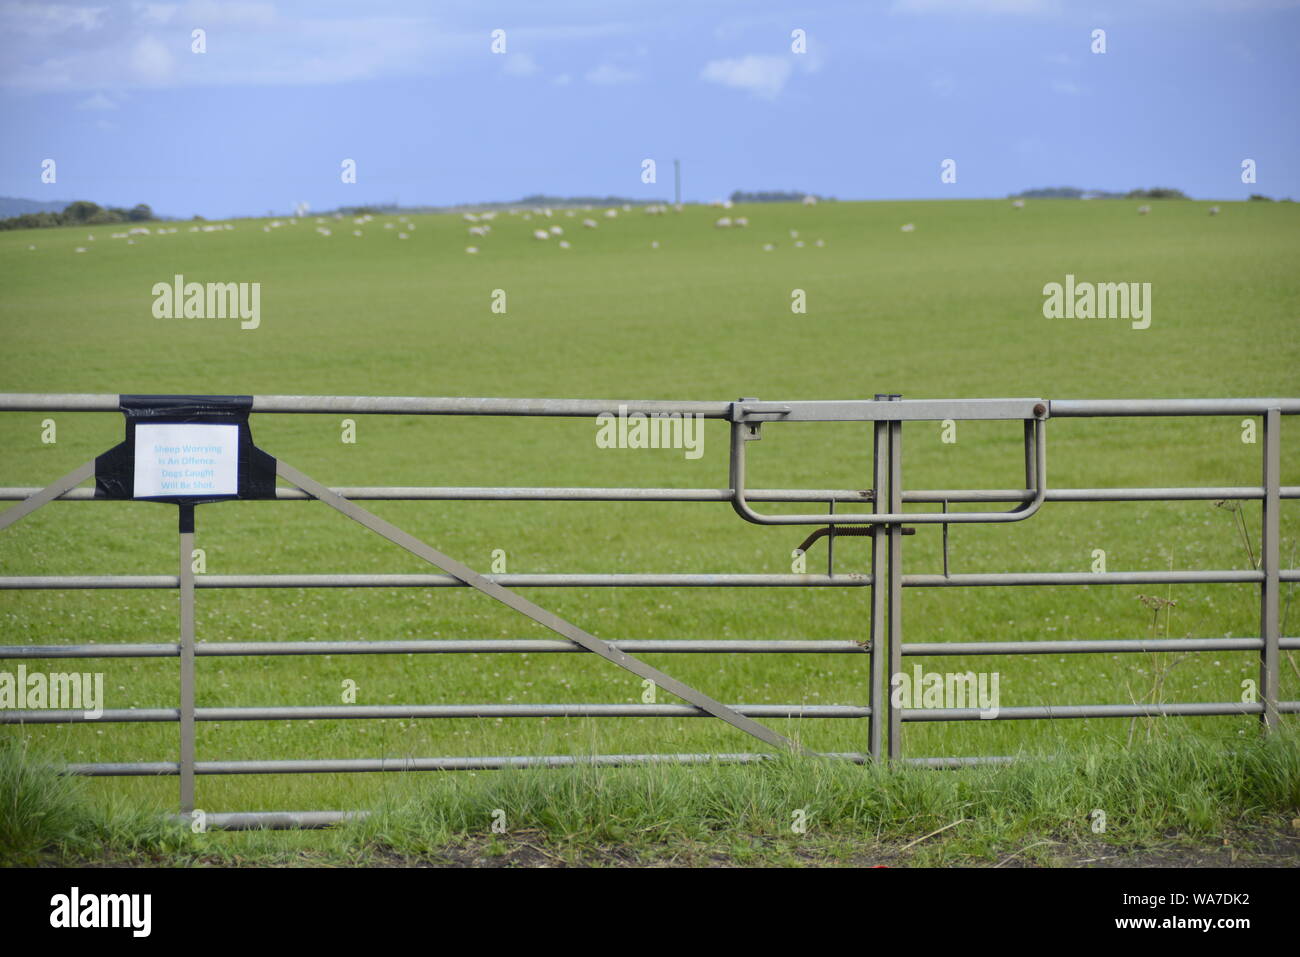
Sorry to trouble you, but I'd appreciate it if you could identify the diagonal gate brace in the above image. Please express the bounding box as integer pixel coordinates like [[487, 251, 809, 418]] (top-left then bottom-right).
[[275, 460, 813, 756], [0, 460, 95, 532]]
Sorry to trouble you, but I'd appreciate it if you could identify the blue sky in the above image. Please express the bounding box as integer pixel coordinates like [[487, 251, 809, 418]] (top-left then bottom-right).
[[2, 0, 1297, 218]]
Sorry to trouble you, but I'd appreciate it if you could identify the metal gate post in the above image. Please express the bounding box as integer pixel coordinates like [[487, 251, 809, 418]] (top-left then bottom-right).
[[885, 394, 904, 760], [1260, 408, 1281, 731], [868, 396, 889, 761], [178, 505, 196, 815]]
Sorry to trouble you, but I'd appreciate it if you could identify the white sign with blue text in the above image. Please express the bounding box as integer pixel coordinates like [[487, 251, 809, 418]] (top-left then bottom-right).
[[132, 423, 239, 498]]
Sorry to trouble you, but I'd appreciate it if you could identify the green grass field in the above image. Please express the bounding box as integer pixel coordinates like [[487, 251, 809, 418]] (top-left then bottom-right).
[[1, 198, 1297, 863]]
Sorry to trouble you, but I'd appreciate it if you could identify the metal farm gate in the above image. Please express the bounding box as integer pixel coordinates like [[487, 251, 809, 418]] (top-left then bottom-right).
[[1, 393, 1296, 830]]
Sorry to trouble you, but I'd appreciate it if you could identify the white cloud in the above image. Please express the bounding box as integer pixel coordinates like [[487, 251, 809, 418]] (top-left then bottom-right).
[[133, 3, 177, 25], [2, 2, 107, 36], [76, 90, 116, 109], [891, 0, 1057, 13], [503, 52, 539, 77], [700, 55, 792, 99], [930, 74, 955, 97], [585, 62, 637, 85], [129, 34, 175, 84]]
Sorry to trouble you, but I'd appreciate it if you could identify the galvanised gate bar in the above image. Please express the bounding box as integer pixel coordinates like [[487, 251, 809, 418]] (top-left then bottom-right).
[[1, 393, 1297, 831]]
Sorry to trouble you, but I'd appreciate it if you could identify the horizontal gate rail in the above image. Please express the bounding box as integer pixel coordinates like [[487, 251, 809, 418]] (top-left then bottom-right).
[[1, 391, 1295, 829], [0, 573, 869, 589], [2, 703, 872, 724], [0, 639, 870, 658]]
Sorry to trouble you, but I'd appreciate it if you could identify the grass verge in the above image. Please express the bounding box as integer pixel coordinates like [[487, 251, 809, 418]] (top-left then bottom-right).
[[3, 730, 1297, 867]]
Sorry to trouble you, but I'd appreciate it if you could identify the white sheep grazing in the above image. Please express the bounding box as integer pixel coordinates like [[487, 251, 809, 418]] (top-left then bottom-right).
[[1011, 199, 1025, 209], [762, 243, 775, 252], [802, 195, 817, 206], [734, 217, 748, 227], [468, 226, 486, 236], [900, 223, 915, 232], [558, 240, 571, 249], [1137, 205, 1151, 215], [1209, 206, 1220, 215], [604, 209, 618, 218], [715, 217, 732, 228], [549, 225, 563, 235], [533, 229, 550, 240], [789, 229, 798, 238], [814, 239, 825, 247], [650, 240, 659, 249], [354, 230, 363, 237], [74, 246, 86, 253], [466, 246, 479, 254], [582, 218, 598, 229], [463, 213, 479, 223]]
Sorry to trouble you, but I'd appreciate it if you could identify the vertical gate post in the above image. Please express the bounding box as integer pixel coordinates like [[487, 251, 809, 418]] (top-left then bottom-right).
[[868, 397, 889, 761], [885, 394, 904, 760], [1023, 419, 1038, 489], [1259, 408, 1281, 731], [178, 505, 196, 815]]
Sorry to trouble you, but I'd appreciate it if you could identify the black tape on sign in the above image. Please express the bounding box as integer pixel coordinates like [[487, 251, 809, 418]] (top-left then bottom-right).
[[94, 394, 278, 503]]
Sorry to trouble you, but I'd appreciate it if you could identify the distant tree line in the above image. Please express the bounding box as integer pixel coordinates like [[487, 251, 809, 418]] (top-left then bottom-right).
[[1011, 186, 1188, 200], [0, 200, 155, 231], [729, 190, 828, 203]]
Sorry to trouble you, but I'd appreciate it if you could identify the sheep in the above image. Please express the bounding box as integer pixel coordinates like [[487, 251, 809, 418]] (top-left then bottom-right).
[[789, 229, 798, 238], [794, 240, 805, 248], [463, 213, 479, 223], [802, 195, 817, 205], [1011, 199, 1025, 209], [74, 246, 86, 253], [398, 232, 409, 239], [762, 243, 775, 252], [1137, 205, 1151, 215], [715, 217, 732, 228], [900, 223, 915, 232], [734, 217, 748, 227], [354, 230, 363, 237], [549, 225, 563, 235], [533, 229, 550, 240], [558, 240, 571, 249], [814, 239, 825, 247], [650, 240, 659, 248], [1209, 206, 1220, 215], [583, 218, 598, 229], [466, 246, 479, 254], [604, 209, 618, 218]]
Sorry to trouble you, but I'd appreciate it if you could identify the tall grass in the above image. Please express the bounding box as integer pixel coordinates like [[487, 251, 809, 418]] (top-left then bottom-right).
[[4, 730, 1295, 865]]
